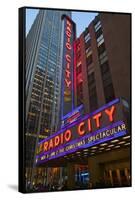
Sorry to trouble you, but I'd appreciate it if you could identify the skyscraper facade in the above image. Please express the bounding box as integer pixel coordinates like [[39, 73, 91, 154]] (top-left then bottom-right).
[[25, 9, 71, 188]]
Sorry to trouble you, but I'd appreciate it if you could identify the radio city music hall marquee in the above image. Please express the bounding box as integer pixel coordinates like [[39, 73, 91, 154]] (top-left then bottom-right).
[[36, 98, 127, 165]]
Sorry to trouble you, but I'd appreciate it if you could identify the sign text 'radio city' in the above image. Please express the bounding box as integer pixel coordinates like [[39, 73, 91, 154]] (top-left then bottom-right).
[[64, 19, 72, 89], [39, 105, 115, 153]]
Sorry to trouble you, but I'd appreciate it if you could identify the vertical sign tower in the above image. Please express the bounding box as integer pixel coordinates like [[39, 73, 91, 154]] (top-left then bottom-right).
[[61, 15, 76, 119]]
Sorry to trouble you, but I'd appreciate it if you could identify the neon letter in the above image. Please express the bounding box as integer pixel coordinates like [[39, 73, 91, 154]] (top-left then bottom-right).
[[87, 118, 92, 132], [65, 79, 71, 88], [66, 54, 71, 62], [66, 42, 72, 50], [66, 30, 71, 37], [64, 130, 72, 142], [65, 69, 71, 78], [78, 122, 85, 136], [54, 135, 60, 147], [43, 141, 48, 152], [105, 105, 115, 122], [93, 112, 102, 128], [66, 20, 71, 27], [48, 139, 53, 150]]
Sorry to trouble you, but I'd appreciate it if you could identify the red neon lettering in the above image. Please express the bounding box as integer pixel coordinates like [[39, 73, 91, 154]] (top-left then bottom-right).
[[60, 133, 64, 144], [66, 30, 71, 38], [78, 122, 85, 136], [66, 20, 71, 27], [48, 139, 53, 150], [66, 54, 71, 62], [43, 141, 48, 151], [65, 69, 71, 78], [66, 25, 72, 33], [66, 42, 72, 50], [66, 62, 70, 70], [105, 105, 115, 122], [64, 130, 72, 142], [93, 112, 102, 128], [87, 118, 92, 132], [65, 79, 71, 88], [67, 37, 70, 43], [54, 135, 60, 147]]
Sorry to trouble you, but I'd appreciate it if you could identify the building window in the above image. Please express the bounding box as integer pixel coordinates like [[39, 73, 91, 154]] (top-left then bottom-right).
[[84, 29, 91, 48], [98, 42, 106, 55], [97, 34, 104, 47], [86, 54, 93, 66], [88, 72, 98, 111], [86, 47, 91, 54], [77, 82, 83, 106], [86, 49, 92, 58], [100, 61, 115, 103], [95, 26, 103, 39], [100, 61, 109, 75], [88, 72, 95, 84], [85, 39, 91, 49], [94, 21, 101, 32], [99, 50, 108, 64], [89, 93, 98, 111], [104, 83, 115, 103], [84, 32, 91, 43]]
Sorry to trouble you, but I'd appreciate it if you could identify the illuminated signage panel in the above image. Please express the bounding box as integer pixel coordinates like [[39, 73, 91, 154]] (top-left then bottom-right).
[[61, 104, 84, 127], [61, 15, 76, 117], [36, 98, 128, 164]]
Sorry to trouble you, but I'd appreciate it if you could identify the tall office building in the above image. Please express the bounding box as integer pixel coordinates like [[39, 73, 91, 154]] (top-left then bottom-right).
[[25, 9, 71, 187]]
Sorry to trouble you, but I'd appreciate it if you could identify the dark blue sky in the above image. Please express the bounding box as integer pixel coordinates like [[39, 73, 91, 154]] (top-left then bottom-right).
[[26, 9, 98, 37]]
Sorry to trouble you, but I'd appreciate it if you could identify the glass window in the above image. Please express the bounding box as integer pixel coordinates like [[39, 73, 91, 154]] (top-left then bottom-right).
[[84, 33, 91, 43], [94, 21, 101, 32], [99, 51, 108, 64], [97, 34, 103, 43], [95, 27, 103, 39], [86, 54, 93, 65], [86, 50, 92, 58], [104, 83, 115, 103], [86, 47, 91, 54], [98, 43, 106, 55]]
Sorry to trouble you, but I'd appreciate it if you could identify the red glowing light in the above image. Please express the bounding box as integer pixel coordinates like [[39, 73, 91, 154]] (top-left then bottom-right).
[[93, 112, 102, 128], [73, 41, 77, 96], [105, 105, 115, 122], [64, 130, 72, 141], [40, 104, 117, 152], [64, 19, 72, 90], [78, 121, 85, 136]]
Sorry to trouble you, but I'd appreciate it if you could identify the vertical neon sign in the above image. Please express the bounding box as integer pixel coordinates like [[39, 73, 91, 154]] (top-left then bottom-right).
[[61, 15, 76, 118]]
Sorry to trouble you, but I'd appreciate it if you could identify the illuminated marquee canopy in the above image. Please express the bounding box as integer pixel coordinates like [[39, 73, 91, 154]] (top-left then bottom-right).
[[36, 98, 127, 165]]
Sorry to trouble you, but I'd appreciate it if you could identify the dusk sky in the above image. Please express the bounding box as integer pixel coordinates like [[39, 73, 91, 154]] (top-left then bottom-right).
[[26, 8, 98, 37]]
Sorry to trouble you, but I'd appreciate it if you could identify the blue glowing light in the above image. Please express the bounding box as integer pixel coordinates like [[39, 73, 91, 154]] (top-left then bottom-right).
[[36, 120, 126, 164], [38, 98, 120, 145]]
